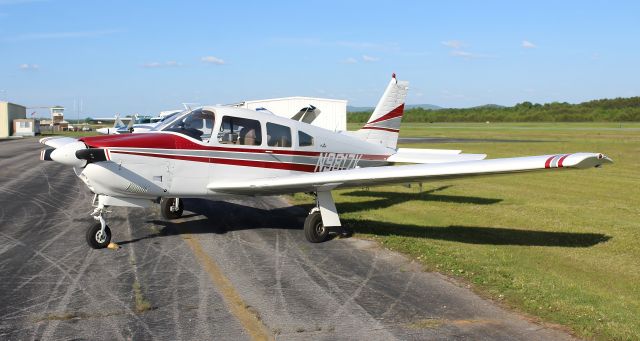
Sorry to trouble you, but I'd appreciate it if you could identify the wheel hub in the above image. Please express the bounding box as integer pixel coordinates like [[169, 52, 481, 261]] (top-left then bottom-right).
[[315, 221, 325, 235], [95, 230, 106, 244]]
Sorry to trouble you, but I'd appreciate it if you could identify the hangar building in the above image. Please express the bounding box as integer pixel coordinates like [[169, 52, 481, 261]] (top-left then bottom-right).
[[240, 97, 347, 132], [0, 101, 27, 138]]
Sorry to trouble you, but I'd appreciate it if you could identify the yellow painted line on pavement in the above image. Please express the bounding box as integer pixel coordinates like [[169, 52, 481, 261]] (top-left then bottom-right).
[[183, 235, 273, 341]]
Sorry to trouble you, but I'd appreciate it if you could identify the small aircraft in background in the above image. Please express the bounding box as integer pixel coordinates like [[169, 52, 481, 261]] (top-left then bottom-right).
[[40, 74, 612, 249], [95, 114, 135, 135]]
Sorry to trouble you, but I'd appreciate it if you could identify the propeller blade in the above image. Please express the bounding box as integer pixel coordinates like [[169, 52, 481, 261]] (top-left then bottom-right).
[[40, 148, 55, 161], [75, 148, 108, 163]]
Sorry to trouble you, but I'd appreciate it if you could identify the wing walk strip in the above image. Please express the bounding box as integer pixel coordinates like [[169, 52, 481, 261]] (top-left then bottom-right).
[[183, 235, 273, 341]]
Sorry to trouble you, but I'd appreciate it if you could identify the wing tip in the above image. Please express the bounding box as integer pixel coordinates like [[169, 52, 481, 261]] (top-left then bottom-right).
[[568, 153, 613, 169]]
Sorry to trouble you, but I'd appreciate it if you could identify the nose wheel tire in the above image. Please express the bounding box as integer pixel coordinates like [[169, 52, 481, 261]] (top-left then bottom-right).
[[304, 211, 330, 243], [86, 223, 111, 249], [160, 197, 183, 220]]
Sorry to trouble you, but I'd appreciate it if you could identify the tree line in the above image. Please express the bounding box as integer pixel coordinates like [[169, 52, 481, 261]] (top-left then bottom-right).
[[347, 97, 640, 123]]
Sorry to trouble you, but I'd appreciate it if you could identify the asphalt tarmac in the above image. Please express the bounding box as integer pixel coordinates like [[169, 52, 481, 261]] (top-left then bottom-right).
[[0, 138, 575, 340]]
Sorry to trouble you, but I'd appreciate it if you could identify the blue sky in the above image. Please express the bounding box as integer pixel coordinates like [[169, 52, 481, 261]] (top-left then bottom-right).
[[1, 0, 639, 117]]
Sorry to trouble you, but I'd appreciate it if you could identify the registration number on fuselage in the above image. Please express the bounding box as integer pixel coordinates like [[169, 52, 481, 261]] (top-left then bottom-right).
[[314, 152, 363, 172]]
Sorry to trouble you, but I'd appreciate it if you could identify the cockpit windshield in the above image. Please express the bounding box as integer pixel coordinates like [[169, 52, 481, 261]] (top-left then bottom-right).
[[156, 109, 215, 141], [152, 110, 188, 132]]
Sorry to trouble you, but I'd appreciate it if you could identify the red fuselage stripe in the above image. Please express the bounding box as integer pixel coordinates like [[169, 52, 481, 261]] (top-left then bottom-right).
[[81, 133, 390, 159], [111, 150, 318, 172]]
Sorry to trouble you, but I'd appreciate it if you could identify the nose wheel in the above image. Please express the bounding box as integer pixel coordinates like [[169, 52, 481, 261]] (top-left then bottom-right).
[[88, 202, 112, 249], [86, 222, 112, 249]]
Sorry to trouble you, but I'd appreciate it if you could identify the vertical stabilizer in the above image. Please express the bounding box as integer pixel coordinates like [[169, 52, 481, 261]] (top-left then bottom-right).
[[356, 74, 409, 149]]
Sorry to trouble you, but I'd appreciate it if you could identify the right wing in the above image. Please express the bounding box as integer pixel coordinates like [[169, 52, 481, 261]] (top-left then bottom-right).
[[387, 147, 486, 164], [207, 152, 612, 196]]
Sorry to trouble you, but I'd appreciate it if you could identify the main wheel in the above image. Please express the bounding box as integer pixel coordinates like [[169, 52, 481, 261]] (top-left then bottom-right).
[[304, 211, 330, 243], [160, 197, 183, 219], [86, 223, 111, 249]]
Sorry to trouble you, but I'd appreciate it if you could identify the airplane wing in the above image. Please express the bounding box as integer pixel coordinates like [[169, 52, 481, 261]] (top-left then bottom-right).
[[207, 153, 612, 195], [387, 148, 486, 164]]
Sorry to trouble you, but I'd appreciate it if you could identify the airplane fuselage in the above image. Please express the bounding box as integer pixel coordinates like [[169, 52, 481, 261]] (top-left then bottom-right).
[[77, 106, 392, 201]]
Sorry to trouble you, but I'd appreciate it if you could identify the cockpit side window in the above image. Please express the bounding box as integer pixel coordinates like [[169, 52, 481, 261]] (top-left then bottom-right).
[[298, 131, 314, 147], [217, 116, 262, 146], [164, 109, 214, 141], [266, 123, 292, 147]]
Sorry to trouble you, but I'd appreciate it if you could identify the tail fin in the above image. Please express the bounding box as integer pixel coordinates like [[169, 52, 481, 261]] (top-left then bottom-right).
[[356, 73, 409, 149]]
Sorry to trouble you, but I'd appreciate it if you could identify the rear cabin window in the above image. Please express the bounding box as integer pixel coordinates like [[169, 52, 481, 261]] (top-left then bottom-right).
[[218, 116, 262, 145], [298, 131, 314, 147], [267, 123, 292, 147], [165, 109, 214, 141]]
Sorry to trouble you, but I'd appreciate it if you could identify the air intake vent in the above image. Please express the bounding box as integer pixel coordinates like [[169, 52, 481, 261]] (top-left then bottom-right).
[[125, 182, 148, 193]]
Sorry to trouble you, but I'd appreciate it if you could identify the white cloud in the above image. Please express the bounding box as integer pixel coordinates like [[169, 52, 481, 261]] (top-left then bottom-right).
[[142, 61, 182, 68], [442, 40, 464, 49], [522, 40, 537, 48], [362, 55, 379, 62], [19, 63, 38, 70], [343, 57, 358, 64], [201, 56, 225, 65]]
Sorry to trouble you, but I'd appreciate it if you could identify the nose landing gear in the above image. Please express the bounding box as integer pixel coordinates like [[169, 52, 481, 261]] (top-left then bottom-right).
[[87, 204, 112, 249]]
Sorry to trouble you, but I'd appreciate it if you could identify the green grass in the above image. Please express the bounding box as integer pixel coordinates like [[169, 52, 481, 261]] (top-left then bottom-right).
[[294, 122, 640, 340]]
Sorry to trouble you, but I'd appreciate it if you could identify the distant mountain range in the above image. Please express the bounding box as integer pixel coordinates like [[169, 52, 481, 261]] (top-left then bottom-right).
[[347, 104, 444, 112]]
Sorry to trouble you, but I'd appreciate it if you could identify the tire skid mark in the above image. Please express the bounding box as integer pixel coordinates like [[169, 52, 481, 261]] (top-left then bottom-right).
[[38, 251, 95, 340], [379, 272, 417, 320]]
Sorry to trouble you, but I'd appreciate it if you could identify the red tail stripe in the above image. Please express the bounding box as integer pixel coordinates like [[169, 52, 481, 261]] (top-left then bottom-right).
[[366, 104, 405, 124]]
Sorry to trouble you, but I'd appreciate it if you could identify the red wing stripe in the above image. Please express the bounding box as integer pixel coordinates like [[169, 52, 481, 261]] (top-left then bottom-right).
[[544, 155, 556, 169], [557, 154, 570, 168]]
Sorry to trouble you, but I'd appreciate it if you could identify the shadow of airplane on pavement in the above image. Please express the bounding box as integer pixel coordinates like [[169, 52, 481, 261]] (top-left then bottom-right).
[[117, 189, 610, 248]]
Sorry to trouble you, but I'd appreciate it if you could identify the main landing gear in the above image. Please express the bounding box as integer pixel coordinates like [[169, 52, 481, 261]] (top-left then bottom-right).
[[304, 191, 350, 243], [160, 197, 183, 220]]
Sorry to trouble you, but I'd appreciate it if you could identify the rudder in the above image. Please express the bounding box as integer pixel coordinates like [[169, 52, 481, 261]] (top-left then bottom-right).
[[356, 73, 409, 149]]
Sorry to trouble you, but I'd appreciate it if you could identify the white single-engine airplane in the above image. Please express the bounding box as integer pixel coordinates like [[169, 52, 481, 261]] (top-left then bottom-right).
[[40, 74, 612, 249]]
